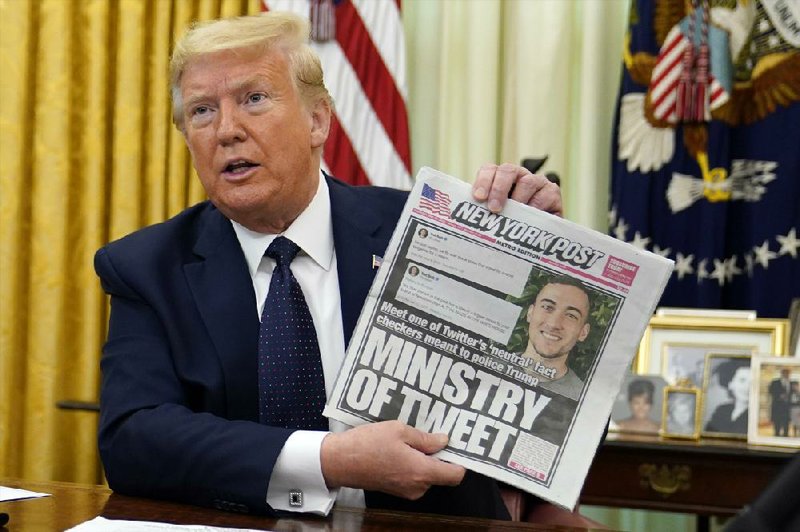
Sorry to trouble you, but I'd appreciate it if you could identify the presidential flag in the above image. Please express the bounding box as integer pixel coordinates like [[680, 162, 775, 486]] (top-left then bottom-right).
[[610, 0, 800, 318], [263, 0, 412, 189]]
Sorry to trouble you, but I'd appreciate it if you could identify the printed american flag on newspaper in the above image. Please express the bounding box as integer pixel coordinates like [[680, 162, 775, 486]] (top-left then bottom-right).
[[419, 184, 451, 217]]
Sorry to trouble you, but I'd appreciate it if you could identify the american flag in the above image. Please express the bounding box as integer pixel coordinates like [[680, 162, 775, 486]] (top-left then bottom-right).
[[262, 0, 412, 189], [648, 23, 728, 124], [419, 184, 451, 217]]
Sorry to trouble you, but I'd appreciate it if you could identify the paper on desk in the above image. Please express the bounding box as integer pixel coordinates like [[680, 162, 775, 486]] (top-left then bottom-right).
[[0, 486, 51, 502], [67, 516, 272, 531]]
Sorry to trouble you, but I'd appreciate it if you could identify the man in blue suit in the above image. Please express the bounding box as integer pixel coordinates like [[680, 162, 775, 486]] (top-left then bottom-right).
[[95, 12, 563, 519]]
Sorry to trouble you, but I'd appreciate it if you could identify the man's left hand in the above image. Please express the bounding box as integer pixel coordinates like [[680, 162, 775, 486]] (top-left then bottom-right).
[[471, 163, 563, 216]]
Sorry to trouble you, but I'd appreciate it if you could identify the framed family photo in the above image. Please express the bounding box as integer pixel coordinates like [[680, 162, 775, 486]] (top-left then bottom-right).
[[661, 385, 701, 440], [748, 357, 800, 448], [700, 353, 751, 440], [634, 316, 790, 384], [609, 374, 667, 435]]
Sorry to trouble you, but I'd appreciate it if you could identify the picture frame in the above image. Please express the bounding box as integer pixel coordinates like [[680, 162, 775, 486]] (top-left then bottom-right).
[[748, 356, 800, 448], [661, 385, 701, 440], [634, 316, 790, 383], [609, 374, 667, 435], [656, 307, 757, 320], [663, 343, 752, 388], [700, 353, 752, 440]]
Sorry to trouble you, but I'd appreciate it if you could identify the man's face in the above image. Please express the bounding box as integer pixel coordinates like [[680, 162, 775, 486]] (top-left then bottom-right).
[[179, 46, 329, 232], [526, 283, 590, 360], [630, 394, 652, 420]]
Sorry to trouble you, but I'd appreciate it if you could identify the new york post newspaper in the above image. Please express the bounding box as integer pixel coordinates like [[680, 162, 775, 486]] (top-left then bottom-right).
[[324, 167, 674, 509]]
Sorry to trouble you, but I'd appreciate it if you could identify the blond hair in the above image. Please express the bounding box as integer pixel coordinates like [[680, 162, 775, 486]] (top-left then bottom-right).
[[169, 12, 331, 128]]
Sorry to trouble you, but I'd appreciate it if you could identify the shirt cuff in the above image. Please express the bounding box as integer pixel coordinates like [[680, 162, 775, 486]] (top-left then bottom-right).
[[266, 430, 337, 515]]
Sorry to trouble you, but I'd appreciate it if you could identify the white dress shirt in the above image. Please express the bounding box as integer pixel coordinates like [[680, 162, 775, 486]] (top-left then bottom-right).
[[231, 173, 365, 515]]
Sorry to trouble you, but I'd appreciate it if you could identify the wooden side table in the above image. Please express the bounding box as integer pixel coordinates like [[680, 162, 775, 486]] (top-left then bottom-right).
[[580, 433, 797, 530]]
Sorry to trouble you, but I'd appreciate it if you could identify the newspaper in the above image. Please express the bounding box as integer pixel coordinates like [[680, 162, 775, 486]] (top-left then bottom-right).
[[323, 167, 674, 509]]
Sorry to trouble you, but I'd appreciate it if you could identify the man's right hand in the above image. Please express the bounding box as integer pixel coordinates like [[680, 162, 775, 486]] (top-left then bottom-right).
[[320, 420, 465, 499]]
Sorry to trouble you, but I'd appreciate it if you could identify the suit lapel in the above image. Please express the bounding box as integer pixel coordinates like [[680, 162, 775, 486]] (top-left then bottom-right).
[[181, 181, 397, 420], [328, 178, 393, 346], [183, 207, 260, 421]]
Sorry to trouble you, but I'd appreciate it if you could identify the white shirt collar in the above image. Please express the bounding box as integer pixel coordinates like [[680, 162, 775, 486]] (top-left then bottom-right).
[[230, 171, 334, 274]]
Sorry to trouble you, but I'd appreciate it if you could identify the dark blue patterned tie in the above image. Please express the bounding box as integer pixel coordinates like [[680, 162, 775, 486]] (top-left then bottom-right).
[[258, 236, 328, 430]]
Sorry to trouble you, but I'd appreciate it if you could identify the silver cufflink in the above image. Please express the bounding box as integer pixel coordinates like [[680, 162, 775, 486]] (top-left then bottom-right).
[[289, 489, 303, 507]]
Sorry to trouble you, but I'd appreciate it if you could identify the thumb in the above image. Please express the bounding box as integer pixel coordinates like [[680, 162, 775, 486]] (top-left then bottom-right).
[[406, 429, 449, 455]]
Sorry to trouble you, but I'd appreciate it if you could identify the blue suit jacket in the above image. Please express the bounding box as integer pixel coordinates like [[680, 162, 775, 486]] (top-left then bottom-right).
[[95, 176, 509, 518]]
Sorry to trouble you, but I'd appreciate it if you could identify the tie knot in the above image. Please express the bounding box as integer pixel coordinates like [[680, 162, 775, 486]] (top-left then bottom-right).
[[266, 236, 300, 267]]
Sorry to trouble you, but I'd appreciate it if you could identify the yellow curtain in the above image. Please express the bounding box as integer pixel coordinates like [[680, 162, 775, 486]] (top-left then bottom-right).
[[0, 0, 262, 485]]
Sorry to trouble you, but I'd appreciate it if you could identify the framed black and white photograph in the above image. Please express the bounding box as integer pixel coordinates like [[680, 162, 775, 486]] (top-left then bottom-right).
[[661, 386, 701, 440], [663, 344, 747, 388], [749, 357, 800, 448], [700, 353, 752, 439], [609, 374, 667, 435], [634, 316, 790, 383]]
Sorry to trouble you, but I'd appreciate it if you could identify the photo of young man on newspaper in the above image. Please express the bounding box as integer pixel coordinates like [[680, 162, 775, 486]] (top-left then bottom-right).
[[516, 275, 593, 400], [499, 269, 618, 447], [522, 277, 591, 399]]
